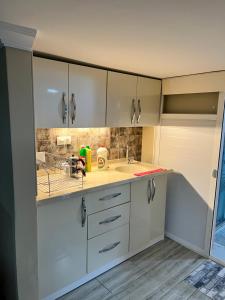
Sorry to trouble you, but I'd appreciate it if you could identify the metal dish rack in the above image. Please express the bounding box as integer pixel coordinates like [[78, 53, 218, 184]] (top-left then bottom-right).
[[37, 153, 84, 195]]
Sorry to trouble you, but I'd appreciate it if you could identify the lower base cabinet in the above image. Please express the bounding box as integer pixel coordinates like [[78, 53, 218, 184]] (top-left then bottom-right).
[[130, 175, 167, 252], [37, 196, 87, 299], [38, 175, 167, 299]]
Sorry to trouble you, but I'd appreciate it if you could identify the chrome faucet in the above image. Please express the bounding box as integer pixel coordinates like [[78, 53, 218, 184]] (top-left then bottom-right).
[[126, 145, 135, 164]]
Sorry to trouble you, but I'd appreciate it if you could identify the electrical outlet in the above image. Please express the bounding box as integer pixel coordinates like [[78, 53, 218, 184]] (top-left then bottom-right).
[[57, 136, 72, 146], [36, 152, 46, 162]]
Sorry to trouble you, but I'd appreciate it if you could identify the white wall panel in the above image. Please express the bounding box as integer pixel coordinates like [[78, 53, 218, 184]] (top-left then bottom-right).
[[162, 71, 225, 95], [158, 119, 216, 252]]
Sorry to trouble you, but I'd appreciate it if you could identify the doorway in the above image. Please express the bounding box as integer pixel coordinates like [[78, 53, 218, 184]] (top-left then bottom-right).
[[211, 105, 225, 264]]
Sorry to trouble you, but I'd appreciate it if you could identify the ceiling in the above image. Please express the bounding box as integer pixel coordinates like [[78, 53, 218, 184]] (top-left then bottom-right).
[[1, 0, 225, 78]]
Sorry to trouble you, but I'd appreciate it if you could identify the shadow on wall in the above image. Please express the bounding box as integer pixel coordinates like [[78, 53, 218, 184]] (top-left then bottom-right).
[[165, 172, 209, 251]]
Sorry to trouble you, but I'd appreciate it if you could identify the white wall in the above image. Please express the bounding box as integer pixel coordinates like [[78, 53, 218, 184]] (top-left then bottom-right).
[[163, 71, 225, 95], [141, 127, 155, 163], [157, 72, 225, 255], [156, 118, 216, 254]]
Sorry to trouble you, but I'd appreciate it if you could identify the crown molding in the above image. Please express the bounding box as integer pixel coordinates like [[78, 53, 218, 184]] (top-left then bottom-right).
[[0, 21, 37, 51]]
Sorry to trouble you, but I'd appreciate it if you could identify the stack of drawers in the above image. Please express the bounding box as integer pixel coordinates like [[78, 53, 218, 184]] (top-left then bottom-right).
[[85, 184, 130, 272]]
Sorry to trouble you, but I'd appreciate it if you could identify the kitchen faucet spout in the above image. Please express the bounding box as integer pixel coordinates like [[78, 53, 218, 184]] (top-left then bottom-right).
[[126, 145, 135, 164]]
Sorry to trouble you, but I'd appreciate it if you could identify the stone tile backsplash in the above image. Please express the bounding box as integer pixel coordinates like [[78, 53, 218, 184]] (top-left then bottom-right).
[[36, 127, 142, 162]]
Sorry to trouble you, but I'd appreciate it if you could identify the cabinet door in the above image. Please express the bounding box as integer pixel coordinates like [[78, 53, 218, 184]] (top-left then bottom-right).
[[130, 178, 151, 252], [106, 71, 138, 127], [33, 57, 69, 128], [136, 77, 161, 126], [38, 197, 87, 299], [69, 64, 107, 127], [130, 175, 167, 253], [149, 175, 167, 241]]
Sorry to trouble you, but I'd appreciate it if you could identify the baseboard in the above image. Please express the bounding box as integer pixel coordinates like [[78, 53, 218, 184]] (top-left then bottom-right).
[[210, 255, 225, 267], [129, 235, 164, 256], [41, 235, 164, 300], [165, 231, 208, 257]]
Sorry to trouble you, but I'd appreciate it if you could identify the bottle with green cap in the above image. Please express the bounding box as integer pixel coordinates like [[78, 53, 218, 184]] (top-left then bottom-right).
[[79, 145, 86, 167]]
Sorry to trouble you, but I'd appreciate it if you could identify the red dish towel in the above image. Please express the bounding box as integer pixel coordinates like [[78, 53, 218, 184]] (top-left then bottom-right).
[[134, 168, 167, 176]]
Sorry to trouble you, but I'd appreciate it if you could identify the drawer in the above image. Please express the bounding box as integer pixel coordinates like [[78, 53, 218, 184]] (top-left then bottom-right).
[[85, 184, 130, 214], [88, 224, 129, 273], [88, 202, 130, 239]]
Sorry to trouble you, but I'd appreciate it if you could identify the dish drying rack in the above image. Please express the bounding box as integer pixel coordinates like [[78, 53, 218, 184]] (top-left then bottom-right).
[[37, 153, 84, 196]]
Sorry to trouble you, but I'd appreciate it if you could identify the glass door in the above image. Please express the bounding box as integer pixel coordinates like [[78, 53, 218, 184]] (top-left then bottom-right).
[[211, 111, 225, 263]]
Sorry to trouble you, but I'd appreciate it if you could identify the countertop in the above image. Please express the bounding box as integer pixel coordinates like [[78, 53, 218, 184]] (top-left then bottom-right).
[[36, 159, 170, 205]]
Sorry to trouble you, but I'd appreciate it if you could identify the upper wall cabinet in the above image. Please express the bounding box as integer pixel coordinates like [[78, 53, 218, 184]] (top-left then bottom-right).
[[106, 72, 138, 127], [68, 64, 107, 128], [33, 57, 161, 128], [33, 57, 107, 128], [161, 92, 219, 120], [136, 77, 161, 126], [106, 71, 161, 127], [33, 57, 69, 128]]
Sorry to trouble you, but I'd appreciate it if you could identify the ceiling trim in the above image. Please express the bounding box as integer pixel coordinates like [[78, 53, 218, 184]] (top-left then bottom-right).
[[33, 51, 161, 80], [163, 69, 225, 80], [0, 21, 37, 51]]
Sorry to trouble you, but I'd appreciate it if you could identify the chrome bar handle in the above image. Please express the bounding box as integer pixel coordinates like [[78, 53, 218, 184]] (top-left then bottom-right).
[[81, 197, 87, 227], [151, 178, 156, 201], [99, 215, 122, 225], [71, 93, 76, 124], [131, 99, 136, 124], [147, 179, 152, 204], [136, 99, 141, 123], [99, 192, 121, 201], [99, 241, 120, 254], [62, 92, 67, 124]]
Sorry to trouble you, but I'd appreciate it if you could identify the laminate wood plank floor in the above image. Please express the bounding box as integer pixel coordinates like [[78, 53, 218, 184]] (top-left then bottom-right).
[[59, 238, 209, 300]]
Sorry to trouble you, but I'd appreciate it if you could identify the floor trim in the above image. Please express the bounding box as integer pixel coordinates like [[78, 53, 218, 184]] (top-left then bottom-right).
[[210, 255, 225, 267], [165, 232, 208, 257]]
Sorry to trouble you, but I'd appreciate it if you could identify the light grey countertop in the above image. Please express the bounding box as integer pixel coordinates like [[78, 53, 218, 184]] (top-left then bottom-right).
[[36, 159, 170, 205]]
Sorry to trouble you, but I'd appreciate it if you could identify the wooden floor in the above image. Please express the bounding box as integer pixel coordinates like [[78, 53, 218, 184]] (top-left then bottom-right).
[[59, 238, 209, 300]]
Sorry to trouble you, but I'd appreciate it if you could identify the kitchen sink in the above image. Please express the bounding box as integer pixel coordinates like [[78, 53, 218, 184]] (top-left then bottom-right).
[[115, 164, 151, 174]]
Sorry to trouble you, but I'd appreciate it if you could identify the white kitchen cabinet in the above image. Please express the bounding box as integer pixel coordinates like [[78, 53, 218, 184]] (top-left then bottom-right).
[[85, 184, 130, 214], [106, 71, 138, 127], [33, 57, 69, 128], [88, 202, 130, 239], [149, 175, 167, 241], [37, 176, 168, 299], [130, 175, 167, 252], [33, 57, 161, 128], [88, 223, 129, 273], [106, 71, 161, 127], [33, 57, 107, 128], [68, 64, 107, 127], [136, 77, 161, 126], [37, 196, 87, 299]]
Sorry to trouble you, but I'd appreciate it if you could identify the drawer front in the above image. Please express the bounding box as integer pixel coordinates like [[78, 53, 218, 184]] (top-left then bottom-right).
[[88, 224, 129, 273], [85, 184, 130, 214], [88, 202, 130, 239]]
